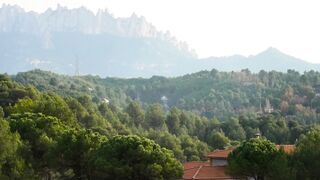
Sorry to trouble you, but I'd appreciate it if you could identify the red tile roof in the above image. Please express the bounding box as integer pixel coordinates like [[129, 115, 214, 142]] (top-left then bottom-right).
[[194, 166, 234, 180], [207, 145, 295, 159], [276, 145, 295, 154], [183, 166, 201, 179], [183, 163, 234, 180], [184, 162, 210, 170], [183, 145, 295, 179], [207, 149, 234, 159]]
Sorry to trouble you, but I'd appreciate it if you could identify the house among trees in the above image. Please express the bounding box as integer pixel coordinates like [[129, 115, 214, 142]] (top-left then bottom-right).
[[183, 145, 294, 180], [257, 98, 274, 114]]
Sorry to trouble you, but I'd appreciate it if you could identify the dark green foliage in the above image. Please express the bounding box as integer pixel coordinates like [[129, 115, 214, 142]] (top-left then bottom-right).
[[293, 127, 320, 179], [0, 75, 189, 179], [0, 73, 34, 108], [147, 130, 185, 161], [166, 107, 181, 135], [146, 103, 166, 130], [3, 70, 320, 179], [89, 135, 183, 180], [50, 129, 107, 179], [7, 113, 67, 175], [179, 135, 210, 161], [125, 101, 145, 127], [0, 118, 31, 179], [222, 118, 246, 141], [12, 69, 320, 122], [10, 93, 77, 126], [226, 138, 291, 180], [207, 130, 230, 149]]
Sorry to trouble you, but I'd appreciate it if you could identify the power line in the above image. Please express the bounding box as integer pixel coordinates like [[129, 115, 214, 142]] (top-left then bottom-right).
[[75, 55, 80, 76]]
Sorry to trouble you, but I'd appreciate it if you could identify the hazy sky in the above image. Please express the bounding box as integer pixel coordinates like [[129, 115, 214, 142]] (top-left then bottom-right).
[[1, 0, 320, 63]]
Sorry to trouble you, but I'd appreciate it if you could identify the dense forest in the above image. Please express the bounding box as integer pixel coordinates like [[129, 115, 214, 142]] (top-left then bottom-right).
[[2, 69, 320, 179]]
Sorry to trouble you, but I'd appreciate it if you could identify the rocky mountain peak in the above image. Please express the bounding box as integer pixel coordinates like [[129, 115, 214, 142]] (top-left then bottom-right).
[[0, 4, 195, 55]]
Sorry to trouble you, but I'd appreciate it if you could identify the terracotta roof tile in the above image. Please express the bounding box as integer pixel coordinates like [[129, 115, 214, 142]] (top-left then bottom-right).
[[183, 164, 235, 180], [184, 162, 210, 170], [207, 149, 234, 159], [184, 144, 295, 179], [183, 166, 202, 180], [276, 144, 295, 154], [194, 166, 234, 180]]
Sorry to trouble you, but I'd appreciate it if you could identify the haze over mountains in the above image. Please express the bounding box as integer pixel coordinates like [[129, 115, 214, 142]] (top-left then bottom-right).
[[1, 4, 320, 77]]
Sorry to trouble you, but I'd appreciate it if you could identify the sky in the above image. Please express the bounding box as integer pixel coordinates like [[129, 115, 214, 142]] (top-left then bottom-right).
[[1, 0, 320, 63]]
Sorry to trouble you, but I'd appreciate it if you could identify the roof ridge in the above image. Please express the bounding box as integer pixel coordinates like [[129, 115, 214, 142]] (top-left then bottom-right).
[[276, 144, 294, 146], [192, 165, 203, 179], [184, 166, 203, 171]]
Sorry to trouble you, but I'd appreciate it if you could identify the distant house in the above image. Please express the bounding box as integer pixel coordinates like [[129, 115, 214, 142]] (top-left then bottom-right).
[[102, 98, 109, 104], [182, 145, 294, 180], [257, 98, 274, 114], [264, 98, 274, 113], [183, 148, 238, 180]]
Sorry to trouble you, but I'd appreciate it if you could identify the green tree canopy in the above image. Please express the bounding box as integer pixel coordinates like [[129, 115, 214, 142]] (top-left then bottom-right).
[[125, 101, 145, 127], [7, 113, 67, 176], [0, 118, 27, 179], [293, 127, 320, 179], [90, 135, 183, 180], [166, 107, 181, 135], [146, 103, 166, 130], [226, 137, 290, 180], [10, 93, 76, 126], [208, 130, 230, 150], [50, 128, 107, 179]]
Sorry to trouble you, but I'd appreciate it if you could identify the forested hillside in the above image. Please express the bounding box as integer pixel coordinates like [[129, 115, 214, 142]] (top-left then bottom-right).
[[9, 69, 320, 143], [2, 69, 320, 178], [14, 69, 320, 121]]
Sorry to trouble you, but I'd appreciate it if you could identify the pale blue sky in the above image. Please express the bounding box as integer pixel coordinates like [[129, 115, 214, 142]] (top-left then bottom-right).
[[1, 0, 320, 63]]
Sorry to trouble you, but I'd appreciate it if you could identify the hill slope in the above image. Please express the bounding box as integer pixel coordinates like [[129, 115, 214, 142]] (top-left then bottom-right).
[[13, 69, 320, 121]]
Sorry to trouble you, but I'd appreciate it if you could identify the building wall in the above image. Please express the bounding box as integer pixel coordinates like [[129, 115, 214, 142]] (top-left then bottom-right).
[[211, 158, 228, 166]]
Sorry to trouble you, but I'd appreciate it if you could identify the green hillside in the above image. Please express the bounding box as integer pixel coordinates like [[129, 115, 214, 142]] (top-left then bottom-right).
[[1, 69, 320, 179]]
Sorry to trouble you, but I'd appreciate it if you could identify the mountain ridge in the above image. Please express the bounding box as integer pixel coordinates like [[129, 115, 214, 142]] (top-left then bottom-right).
[[200, 47, 320, 73], [1, 4, 320, 77]]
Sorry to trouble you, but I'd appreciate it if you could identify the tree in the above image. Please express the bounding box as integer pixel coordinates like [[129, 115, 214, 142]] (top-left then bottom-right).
[[0, 107, 4, 118], [89, 135, 183, 180], [7, 113, 66, 176], [208, 130, 230, 149], [293, 127, 320, 179], [50, 129, 106, 179], [49, 77, 58, 86], [0, 75, 29, 106], [125, 101, 145, 127], [166, 107, 180, 134], [146, 104, 166, 130], [147, 130, 185, 161], [0, 118, 26, 179], [223, 118, 246, 141], [226, 137, 290, 180], [179, 135, 210, 161], [10, 93, 77, 126]]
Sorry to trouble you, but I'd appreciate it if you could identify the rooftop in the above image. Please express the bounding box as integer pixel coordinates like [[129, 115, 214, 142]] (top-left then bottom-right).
[[276, 144, 295, 154], [184, 161, 210, 170], [207, 145, 295, 159], [183, 165, 234, 180], [183, 144, 295, 179], [207, 149, 234, 159]]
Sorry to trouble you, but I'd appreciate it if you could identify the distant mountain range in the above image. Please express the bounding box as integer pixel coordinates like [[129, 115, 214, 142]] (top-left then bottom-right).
[[1, 4, 320, 77], [199, 47, 320, 73]]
